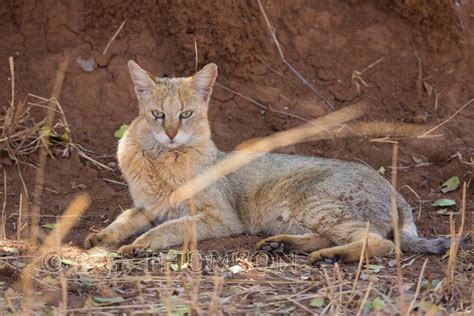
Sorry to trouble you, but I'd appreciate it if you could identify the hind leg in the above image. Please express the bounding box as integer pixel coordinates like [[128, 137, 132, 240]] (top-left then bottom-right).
[[309, 231, 394, 263], [256, 233, 333, 253]]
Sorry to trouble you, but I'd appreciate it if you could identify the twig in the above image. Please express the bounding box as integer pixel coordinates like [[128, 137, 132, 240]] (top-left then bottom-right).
[[350, 222, 370, 300], [356, 281, 373, 316], [434, 89, 440, 111], [408, 259, 428, 312], [9, 56, 14, 108], [418, 98, 473, 138], [389, 142, 407, 315], [445, 182, 467, 295], [194, 37, 199, 72], [360, 57, 384, 74], [103, 19, 126, 55], [256, 0, 334, 110], [16, 162, 29, 202], [30, 50, 71, 247], [71, 144, 114, 171], [22, 193, 90, 315], [2, 169, 6, 240], [415, 53, 423, 102], [398, 185, 422, 221], [103, 178, 127, 186], [215, 82, 331, 131], [17, 193, 28, 241]]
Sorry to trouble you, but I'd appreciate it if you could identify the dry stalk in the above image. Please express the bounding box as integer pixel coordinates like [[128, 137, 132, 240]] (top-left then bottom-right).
[[1, 169, 6, 240], [170, 102, 366, 205], [356, 281, 373, 316], [17, 193, 27, 241], [322, 268, 335, 312], [350, 222, 370, 301], [415, 53, 423, 102], [21, 193, 90, 315], [194, 36, 199, 72], [418, 98, 473, 138], [30, 50, 71, 247], [9, 56, 15, 107], [445, 182, 467, 295], [103, 19, 126, 55], [398, 185, 422, 221], [389, 142, 408, 315], [333, 263, 344, 306], [215, 82, 319, 125], [16, 162, 29, 202], [256, 0, 334, 110], [408, 258, 428, 312]]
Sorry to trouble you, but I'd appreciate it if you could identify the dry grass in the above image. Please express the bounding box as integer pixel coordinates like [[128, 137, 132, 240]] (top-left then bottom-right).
[[0, 238, 471, 314]]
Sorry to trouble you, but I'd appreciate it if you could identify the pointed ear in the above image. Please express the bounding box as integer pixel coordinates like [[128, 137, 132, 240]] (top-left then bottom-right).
[[190, 63, 218, 102], [128, 60, 156, 100]]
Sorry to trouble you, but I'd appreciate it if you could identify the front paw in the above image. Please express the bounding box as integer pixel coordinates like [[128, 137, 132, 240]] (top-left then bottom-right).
[[118, 244, 148, 257], [84, 232, 110, 249], [256, 239, 289, 253], [309, 249, 343, 264]]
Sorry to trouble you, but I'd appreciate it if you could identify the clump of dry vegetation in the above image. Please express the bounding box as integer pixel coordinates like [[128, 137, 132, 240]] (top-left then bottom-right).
[[0, 97, 44, 165], [0, 57, 73, 168]]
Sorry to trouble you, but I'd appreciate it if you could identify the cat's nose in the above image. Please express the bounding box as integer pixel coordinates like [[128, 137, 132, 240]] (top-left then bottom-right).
[[166, 130, 178, 140]]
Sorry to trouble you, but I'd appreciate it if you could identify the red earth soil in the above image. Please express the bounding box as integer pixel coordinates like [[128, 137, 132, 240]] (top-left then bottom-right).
[[0, 0, 473, 280]]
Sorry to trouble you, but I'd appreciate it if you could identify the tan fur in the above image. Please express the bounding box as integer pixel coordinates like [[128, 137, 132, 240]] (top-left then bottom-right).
[[84, 61, 450, 262]]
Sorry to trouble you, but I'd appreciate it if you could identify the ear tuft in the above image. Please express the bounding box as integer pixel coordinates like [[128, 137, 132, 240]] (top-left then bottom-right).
[[128, 60, 155, 100], [190, 63, 218, 102]]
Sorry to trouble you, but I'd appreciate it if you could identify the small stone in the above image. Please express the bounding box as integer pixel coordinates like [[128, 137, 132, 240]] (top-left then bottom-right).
[[229, 265, 243, 274], [324, 258, 334, 264], [76, 56, 96, 72]]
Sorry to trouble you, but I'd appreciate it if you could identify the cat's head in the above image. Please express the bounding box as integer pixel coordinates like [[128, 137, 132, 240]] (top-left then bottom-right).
[[128, 61, 217, 149]]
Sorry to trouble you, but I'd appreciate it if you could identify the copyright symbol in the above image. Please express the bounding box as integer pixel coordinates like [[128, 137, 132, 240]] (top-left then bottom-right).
[[42, 252, 62, 272]]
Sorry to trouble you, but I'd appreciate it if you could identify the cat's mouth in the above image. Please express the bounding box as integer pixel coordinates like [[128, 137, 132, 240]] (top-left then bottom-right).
[[164, 141, 181, 149]]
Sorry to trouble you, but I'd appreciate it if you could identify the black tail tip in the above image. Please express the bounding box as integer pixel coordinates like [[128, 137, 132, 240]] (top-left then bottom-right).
[[431, 235, 467, 254]]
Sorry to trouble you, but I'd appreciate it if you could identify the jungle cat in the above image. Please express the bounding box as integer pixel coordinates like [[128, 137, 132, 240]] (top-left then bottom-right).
[[84, 61, 451, 262]]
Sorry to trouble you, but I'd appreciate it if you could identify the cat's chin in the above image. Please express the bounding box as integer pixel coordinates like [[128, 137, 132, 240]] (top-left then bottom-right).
[[161, 142, 183, 149]]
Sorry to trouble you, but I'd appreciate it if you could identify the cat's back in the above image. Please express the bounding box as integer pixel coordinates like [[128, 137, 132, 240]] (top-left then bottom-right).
[[232, 152, 376, 187], [229, 152, 396, 233]]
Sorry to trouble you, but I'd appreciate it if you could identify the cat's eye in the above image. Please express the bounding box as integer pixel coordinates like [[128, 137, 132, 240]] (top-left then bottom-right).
[[179, 111, 193, 119], [151, 110, 165, 120]]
